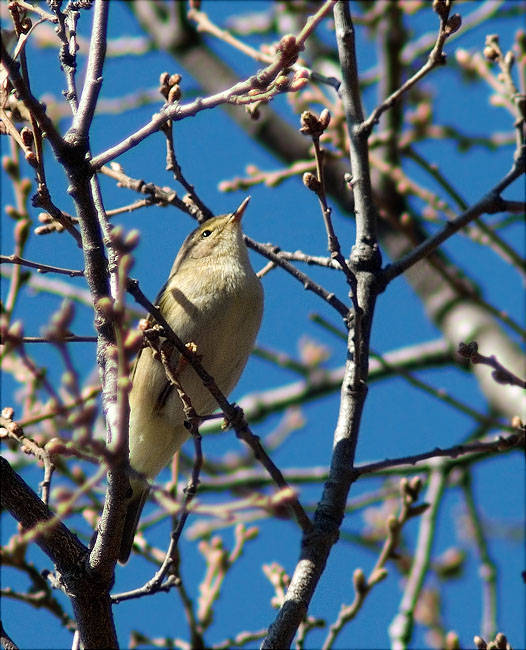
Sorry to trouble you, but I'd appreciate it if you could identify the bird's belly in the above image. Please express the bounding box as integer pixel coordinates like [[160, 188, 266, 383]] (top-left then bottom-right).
[[128, 280, 262, 479]]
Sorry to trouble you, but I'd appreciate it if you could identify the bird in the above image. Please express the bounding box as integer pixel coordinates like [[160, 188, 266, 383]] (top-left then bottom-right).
[[119, 197, 263, 564]]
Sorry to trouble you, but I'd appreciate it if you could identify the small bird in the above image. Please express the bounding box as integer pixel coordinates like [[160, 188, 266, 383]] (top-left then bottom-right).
[[119, 198, 263, 563]]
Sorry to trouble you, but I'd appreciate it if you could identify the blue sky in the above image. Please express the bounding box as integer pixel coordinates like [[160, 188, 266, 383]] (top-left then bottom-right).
[[1, 2, 524, 649]]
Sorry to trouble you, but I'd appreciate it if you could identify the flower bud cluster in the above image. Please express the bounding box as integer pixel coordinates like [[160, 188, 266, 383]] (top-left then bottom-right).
[[299, 109, 331, 138], [159, 72, 182, 103]]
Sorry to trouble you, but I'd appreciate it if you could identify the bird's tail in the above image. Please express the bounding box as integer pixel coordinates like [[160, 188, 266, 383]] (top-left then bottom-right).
[[118, 479, 149, 564]]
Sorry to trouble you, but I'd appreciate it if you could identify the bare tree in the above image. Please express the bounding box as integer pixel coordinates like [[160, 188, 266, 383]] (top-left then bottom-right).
[[1, 1, 524, 649]]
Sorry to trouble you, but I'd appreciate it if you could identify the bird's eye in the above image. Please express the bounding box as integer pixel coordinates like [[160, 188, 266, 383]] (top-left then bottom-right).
[[201, 229, 212, 238]]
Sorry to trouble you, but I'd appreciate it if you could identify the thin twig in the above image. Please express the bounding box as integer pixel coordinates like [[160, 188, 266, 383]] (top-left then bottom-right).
[[246, 238, 350, 321], [459, 469, 498, 641], [99, 164, 188, 213], [188, 6, 271, 64], [363, 2, 461, 134], [405, 146, 526, 278], [161, 120, 214, 222], [18, 336, 97, 343], [300, 110, 356, 291], [0, 408, 55, 503], [323, 478, 427, 649], [356, 431, 524, 478], [458, 341, 526, 389], [0, 267, 94, 309], [388, 464, 447, 649], [382, 148, 526, 285], [369, 350, 511, 431], [68, 0, 109, 142], [32, 188, 83, 246], [89, 7, 332, 169], [0, 255, 84, 277], [0, 38, 63, 150]]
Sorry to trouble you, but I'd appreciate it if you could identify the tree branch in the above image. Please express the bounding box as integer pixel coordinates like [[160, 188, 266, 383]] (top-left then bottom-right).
[[69, 0, 109, 142], [263, 2, 382, 645], [0, 457, 119, 648], [0, 254, 83, 277], [382, 147, 526, 285]]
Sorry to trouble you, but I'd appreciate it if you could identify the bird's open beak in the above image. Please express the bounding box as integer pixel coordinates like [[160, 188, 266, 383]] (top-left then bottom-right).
[[231, 196, 251, 223]]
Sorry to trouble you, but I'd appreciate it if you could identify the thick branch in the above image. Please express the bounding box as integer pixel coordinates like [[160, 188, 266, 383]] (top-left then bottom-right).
[[263, 3, 382, 646], [0, 457, 87, 567], [0, 457, 118, 648]]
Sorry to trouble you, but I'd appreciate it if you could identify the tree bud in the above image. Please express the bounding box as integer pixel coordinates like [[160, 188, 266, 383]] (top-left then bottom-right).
[[445, 14, 462, 36], [302, 172, 321, 193], [353, 568, 367, 594], [168, 84, 181, 103]]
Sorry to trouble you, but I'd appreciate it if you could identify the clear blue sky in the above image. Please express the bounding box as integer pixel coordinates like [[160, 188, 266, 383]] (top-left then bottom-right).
[[1, 2, 524, 649]]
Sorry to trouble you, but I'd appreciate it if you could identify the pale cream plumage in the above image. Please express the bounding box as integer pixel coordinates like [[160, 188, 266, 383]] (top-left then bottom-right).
[[119, 199, 263, 563]]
